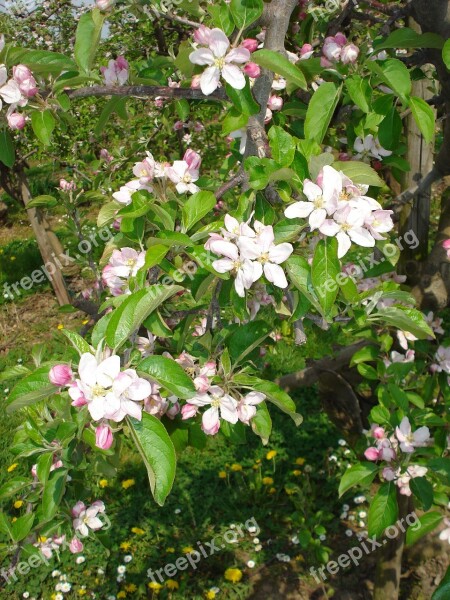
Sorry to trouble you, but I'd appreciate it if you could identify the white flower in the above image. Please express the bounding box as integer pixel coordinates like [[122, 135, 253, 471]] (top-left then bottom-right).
[[166, 160, 200, 194], [247, 560, 256, 568], [117, 565, 126, 574], [75, 556, 85, 564], [52, 571, 61, 578], [395, 417, 430, 453], [354, 135, 392, 160], [60, 582, 71, 593], [438, 518, 450, 544], [189, 29, 250, 95], [320, 204, 375, 258], [188, 385, 238, 435], [124, 554, 133, 563]]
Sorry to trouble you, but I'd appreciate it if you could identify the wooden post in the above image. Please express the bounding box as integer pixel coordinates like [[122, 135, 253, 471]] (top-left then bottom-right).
[[17, 168, 71, 306]]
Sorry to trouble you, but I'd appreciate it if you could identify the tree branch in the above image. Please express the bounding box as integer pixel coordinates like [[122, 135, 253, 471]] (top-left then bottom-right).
[[215, 169, 247, 199], [64, 85, 226, 101], [391, 166, 442, 216]]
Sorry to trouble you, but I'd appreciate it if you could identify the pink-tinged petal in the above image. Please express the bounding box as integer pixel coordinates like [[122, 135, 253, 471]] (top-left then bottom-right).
[[96, 355, 121, 387], [413, 426, 430, 444], [87, 396, 108, 421], [213, 258, 235, 273], [0, 80, 22, 104], [336, 231, 352, 258], [225, 47, 251, 64], [268, 242, 293, 264], [245, 391, 265, 405], [72, 501, 86, 517], [322, 165, 342, 202], [208, 28, 230, 58], [238, 237, 261, 260], [122, 398, 143, 420], [126, 377, 152, 400], [303, 180, 322, 202], [397, 418, 411, 441], [200, 66, 221, 95], [319, 219, 340, 237], [209, 239, 239, 260], [258, 224, 275, 253], [221, 64, 246, 90], [364, 447, 380, 461], [87, 516, 103, 530], [188, 392, 212, 407], [348, 227, 375, 248], [284, 201, 314, 219], [189, 48, 215, 66], [264, 263, 288, 288], [202, 406, 220, 434], [219, 394, 238, 423], [113, 371, 133, 396], [78, 353, 98, 387], [309, 207, 327, 230], [243, 259, 261, 285]]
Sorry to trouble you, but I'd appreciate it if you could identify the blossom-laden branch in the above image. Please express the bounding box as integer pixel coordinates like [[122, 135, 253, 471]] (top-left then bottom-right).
[[65, 85, 226, 101]]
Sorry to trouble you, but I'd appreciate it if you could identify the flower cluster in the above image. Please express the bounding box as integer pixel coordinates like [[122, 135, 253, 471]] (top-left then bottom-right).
[[353, 135, 392, 161], [284, 165, 394, 258], [0, 39, 38, 130], [72, 500, 106, 540], [189, 27, 250, 95], [102, 247, 145, 296], [100, 56, 129, 86], [321, 32, 359, 67], [364, 418, 430, 496], [206, 215, 293, 297]]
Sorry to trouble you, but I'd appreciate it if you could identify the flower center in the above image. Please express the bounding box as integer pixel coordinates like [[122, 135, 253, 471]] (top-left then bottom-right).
[[214, 57, 225, 69], [313, 196, 324, 208], [126, 258, 136, 267], [210, 396, 221, 408], [258, 252, 270, 264], [181, 173, 192, 184], [339, 191, 351, 201], [92, 384, 107, 398]]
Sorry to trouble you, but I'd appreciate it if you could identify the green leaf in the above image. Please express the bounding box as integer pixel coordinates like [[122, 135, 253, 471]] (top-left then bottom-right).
[[182, 191, 217, 232], [432, 565, 450, 600], [345, 76, 372, 113], [3, 47, 77, 74], [428, 457, 450, 484], [378, 106, 402, 150], [0, 513, 13, 540], [127, 413, 176, 506], [0, 129, 15, 167], [410, 476, 434, 511], [443, 39, 450, 70], [222, 108, 248, 136], [252, 49, 307, 90], [251, 401, 272, 445], [0, 477, 30, 500], [367, 59, 411, 103], [333, 160, 385, 187], [374, 28, 443, 52], [94, 97, 128, 136], [74, 8, 105, 72], [406, 511, 442, 546], [227, 320, 272, 364], [268, 126, 295, 167], [11, 513, 34, 543], [105, 285, 182, 350], [208, 2, 234, 37], [138, 356, 196, 399], [61, 329, 91, 355], [30, 110, 56, 146], [409, 96, 435, 144], [285, 255, 323, 315], [143, 245, 168, 270], [230, 0, 263, 29], [311, 237, 340, 315], [25, 195, 58, 209], [368, 482, 398, 538], [41, 468, 66, 522], [338, 462, 379, 497], [304, 83, 340, 144], [225, 80, 259, 116], [373, 306, 434, 339], [36, 452, 54, 486], [7, 367, 55, 413], [236, 376, 302, 426]]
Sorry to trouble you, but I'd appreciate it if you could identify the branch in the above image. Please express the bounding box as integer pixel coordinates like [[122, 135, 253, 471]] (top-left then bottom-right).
[[64, 85, 226, 101], [215, 169, 247, 199], [391, 166, 442, 215], [148, 6, 201, 29]]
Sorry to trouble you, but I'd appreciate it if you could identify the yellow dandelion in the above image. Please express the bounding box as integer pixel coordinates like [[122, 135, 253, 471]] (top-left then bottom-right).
[[11, 517, 17, 523], [10, 256, 16, 261], [285, 486, 295, 495], [122, 479, 135, 489], [57, 324, 64, 330], [99, 479, 109, 488], [230, 463, 242, 472], [148, 581, 162, 590], [292, 470, 301, 476], [262, 476, 274, 485], [269, 487, 276, 494], [266, 450, 277, 460], [182, 546, 194, 554], [37, 536, 47, 543], [77, 590, 87, 596], [218, 471, 227, 479], [7, 463, 18, 472], [166, 547, 175, 553], [131, 527, 145, 535], [206, 592, 216, 600], [166, 579, 179, 590], [255, 459, 261, 464], [120, 541, 132, 551], [117, 592, 127, 599], [224, 567, 243, 583], [295, 457, 305, 466], [252, 465, 259, 470], [125, 583, 137, 592], [295, 554, 305, 562], [13, 500, 23, 509], [82, 319, 89, 325]]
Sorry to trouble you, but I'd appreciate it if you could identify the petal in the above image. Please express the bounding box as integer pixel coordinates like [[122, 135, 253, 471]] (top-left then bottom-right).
[[309, 207, 327, 230], [188, 392, 212, 406], [322, 165, 342, 202], [208, 28, 230, 57], [242, 259, 261, 285], [258, 224, 275, 253], [303, 180, 322, 202], [200, 66, 221, 95], [127, 378, 152, 400], [221, 64, 246, 90], [96, 355, 121, 387], [87, 516, 103, 530], [219, 394, 238, 423], [264, 263, 288, 288], [268, 242, 293, 264], [88, 397, 107, 421], [189, 48, 215, 66], [244, 391, 266, 405], [122, 398, 143, 420], [202, 406, 220, 434], [319, 219, 340, 237], [238, 237, 261, 260], [78, 353, 98, 388], [348, 227, 375, 248], [336, 231, 352, 258], [413, 426, 430, 443], [226, 47, 250, 64], [209, 239, 239, 260], [213, 258, 235, 273], [284, 201, 314, 219]]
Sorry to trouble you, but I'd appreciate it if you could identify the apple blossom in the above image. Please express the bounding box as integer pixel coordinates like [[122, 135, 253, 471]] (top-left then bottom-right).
[[395, 416, 430, 453], [96, 0, 115, 9], [137, 331, 155, 357], [237, 392, 265, 424], [181, 403, 199, 419], [267, 95, 283, 111], [0, 77, 22, 105], [340, 43, 359, 64], [13, 65, 38, 97], [353, 135, 392, 161], [49, 364, 73, 387], [95, 424, 114, 449], [320, 204, 376, 258], [243, 62, 261, 78], [7, 111, 26, 130], [59, 178, 76, 192], [166, 157, 200, 194], [431, 345, 450, 374], [241, 38, 259, 52], [193, 24, 212, 45], [189, 29, 250, 95], [187, 385, 238, 435], [100, 56, 129, 86], [300, 43, 314, 59], [69, 537, 84, 554], [110, 368, 152, 421], [112, 179, 153, 205], [133, 152, 155, 183], [396, 465, 428, 496], [73, 501, 106, 537]]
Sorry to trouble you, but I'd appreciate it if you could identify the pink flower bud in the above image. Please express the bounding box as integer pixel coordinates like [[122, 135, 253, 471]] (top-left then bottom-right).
[[154, 97, 164, 107], [7, 112, 26, 130], [300, 43, 313, 57], [322, 40, 341, 62], [31, 464, 37, 478], [71, 501, 86, 517], [100, 148, 112, 161], [181, 403, 198, 420], [12, 64, 38, 97], [166, 402, 180, 419], [69, 537, 84, 554], [194, 375, 210, 393], [243, 62, 261, 78], [194, 25, 212, 45], [173, 120, 184, 131], [320, 56, 333, 68], [364, 447, 380, 461], [442, 239, 450, 249], [95, 424, 113, 450], [334, 32, 347, 46], [49, 364, 73, 387], [264, 107, 273, 124], [59, 178, 76, 191], [183, 149, 201, 170], [241, 38, 259, 52], [267, 95, 283, 111], [190, 75, 202, 89], [340, 43, 359, 65], [115, 55, 128, 70], [382, 467, 397, 481], [373, 426, 385, 439], [69, 382, 88, 407]]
